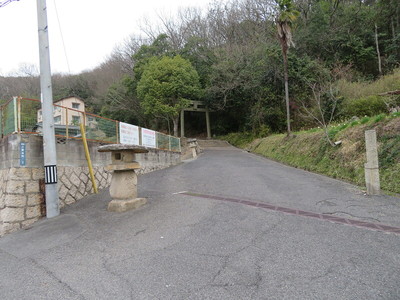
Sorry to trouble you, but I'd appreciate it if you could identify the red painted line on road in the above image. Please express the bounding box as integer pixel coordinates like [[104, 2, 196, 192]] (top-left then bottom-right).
[[179, 192, 400, 236]]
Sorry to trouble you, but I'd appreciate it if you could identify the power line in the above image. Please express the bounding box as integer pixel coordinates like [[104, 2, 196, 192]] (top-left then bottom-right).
[[0, 0, 19, 8], [52, 0, 71, 73]]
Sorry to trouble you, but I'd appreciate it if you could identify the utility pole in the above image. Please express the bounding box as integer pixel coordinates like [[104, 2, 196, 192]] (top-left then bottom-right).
[[37, 0, 59, 218]]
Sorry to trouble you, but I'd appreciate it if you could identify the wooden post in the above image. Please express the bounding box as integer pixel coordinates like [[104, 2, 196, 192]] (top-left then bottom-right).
[[205, 109, 211, 139]]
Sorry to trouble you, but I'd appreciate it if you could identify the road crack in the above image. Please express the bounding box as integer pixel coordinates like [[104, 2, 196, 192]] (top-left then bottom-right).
[[28, 258, 87, 300], [322, 211, 380, 223]]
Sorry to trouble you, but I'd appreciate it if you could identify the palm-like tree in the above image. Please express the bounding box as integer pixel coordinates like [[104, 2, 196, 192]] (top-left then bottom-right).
[[275, 0, 299, 136]]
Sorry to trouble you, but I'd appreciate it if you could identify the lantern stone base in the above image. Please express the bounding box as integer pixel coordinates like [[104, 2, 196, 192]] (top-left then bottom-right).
[[107, 169, 146, 212], [107, 197, 147, 213]]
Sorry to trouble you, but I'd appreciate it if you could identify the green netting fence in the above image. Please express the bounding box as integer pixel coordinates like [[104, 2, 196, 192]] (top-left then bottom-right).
[[2, 97, 181, 152], [169, 136, 181, 152], [85, 113, 118, 143], [155, 133, 181, 152], [0, 99, 17, 137], [156, 132, 170, 150], [20, 98, 41, 133], [0, 102, 2, 137]]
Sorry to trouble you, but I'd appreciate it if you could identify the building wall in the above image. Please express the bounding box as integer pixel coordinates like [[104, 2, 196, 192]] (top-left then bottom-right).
[[0, 134, 181, 236], [37, 97, 85, 125]]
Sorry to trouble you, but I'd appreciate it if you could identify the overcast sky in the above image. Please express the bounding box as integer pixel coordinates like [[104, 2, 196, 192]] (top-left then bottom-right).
[[0, 0, 212, 76]]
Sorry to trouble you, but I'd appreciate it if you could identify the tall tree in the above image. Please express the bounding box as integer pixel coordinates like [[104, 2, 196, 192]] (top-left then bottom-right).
[[137, 55, 202, 136], [275, 0, 299, 136]]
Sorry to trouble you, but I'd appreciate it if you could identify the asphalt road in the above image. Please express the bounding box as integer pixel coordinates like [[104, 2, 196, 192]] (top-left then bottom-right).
[[1, 144, 399, 299]]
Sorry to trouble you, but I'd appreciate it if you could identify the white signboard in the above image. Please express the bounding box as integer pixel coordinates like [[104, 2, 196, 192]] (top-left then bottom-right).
[[141, 128, 156, 148], [119, 122, 139, 145]]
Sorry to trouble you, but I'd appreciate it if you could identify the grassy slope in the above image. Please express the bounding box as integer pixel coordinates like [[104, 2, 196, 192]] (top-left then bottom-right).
[[223, 115, 400, 194]]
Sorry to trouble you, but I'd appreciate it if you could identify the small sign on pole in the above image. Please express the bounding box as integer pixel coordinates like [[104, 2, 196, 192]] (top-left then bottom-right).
[[20, 142, 26, 166]]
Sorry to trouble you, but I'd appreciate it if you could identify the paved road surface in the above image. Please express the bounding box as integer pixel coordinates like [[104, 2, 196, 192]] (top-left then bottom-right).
[[1, 144, 399, 299]]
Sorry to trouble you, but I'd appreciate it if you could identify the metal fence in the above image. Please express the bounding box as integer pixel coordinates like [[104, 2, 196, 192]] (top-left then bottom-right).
[[0, 97, 181, 152], [0, 98, 17, 137]]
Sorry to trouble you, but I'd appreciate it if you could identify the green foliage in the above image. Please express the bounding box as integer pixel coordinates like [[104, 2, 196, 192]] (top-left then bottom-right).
[[221, 132, 257, 148], [327, 120, 357, 140], [256, 124, 271, 138], [132, 34, 175, 84], [379, 135, 400, 168], [306, 127, 322, 133], [350, 120, 359, 127], [53, 75, 94, 102], [295, 0, 381, 75], [360, 116, 371, 124], [372, 113, 386, 123], [181, 37, 216, 89], [337, 69, 400, 100], [342, 95, 388, 117], [392, 112, 400, 118], [137, 55, 202, 131], [275, 0, 299, 24], [101, 76, 144, 125]]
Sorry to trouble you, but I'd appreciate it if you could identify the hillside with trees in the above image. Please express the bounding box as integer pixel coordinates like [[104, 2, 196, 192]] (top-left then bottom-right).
[[1, 0, 399, 137]]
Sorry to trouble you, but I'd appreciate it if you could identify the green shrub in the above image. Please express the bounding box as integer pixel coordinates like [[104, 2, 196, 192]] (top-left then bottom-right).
[[337, 123, 349, 131], [337, 68, 400, 100], [342, 95, 388, 117], [372, 113, 386, 123], [307, 128, 321, 133], [350, 120, 359, 127], [255, 124, 271, 138], [391, 111, 400, 118], [379, 135, 400, 168], [360, 116, 370, 124], [222, 132, 255, 148], [328, 127, 340, 139]]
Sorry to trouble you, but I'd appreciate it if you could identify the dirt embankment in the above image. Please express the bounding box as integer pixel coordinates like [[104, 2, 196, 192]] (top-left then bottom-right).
[[230, 116, 400, 194]]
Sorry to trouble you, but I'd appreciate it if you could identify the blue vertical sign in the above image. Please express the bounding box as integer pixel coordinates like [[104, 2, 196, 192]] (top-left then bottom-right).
[[20, 142, 26, 166]]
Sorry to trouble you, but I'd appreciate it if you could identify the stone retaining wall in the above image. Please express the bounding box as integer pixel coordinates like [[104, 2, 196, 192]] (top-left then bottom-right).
[[0, 134, 181, 236], [0, 167, 44, 235], [57, 166, 112, 209]]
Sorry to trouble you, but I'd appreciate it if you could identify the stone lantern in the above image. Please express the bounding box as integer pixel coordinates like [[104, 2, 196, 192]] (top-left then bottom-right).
[[187, 138, 198, 158], [98, 144, 149, 212]]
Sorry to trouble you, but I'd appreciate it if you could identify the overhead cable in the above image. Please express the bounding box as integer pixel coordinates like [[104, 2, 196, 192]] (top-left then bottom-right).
[[0, 0, 19, 8], [52, 0, 71, 73]]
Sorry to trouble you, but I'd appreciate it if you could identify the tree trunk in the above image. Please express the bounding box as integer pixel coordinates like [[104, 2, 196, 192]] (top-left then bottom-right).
[[391, 17, 396, 40], [375, 23, 382, 75], [323, 125, 336, 147], [173, 116, 179, 137], [283, 51, 291, 136]]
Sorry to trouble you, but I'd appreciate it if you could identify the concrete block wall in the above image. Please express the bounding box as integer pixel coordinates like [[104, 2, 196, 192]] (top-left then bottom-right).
[[0, 134, 181, 236]]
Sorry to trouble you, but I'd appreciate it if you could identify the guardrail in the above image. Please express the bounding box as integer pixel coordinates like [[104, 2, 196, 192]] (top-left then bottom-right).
[[0, 97, 181, 152]]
